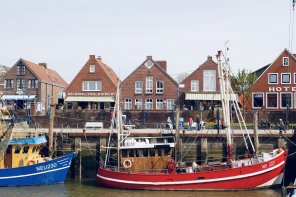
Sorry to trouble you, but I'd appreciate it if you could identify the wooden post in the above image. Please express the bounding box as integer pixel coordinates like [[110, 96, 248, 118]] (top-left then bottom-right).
[[175, 107, 180, 162], [48, 104, 55, 155], [253, 111, 259, 154]]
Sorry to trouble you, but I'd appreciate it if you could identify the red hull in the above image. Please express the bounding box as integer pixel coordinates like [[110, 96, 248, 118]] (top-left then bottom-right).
[[96, 149, 287, 190]]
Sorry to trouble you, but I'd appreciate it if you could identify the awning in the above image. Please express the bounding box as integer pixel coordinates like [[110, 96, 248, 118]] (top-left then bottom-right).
[[64, 96, 115, 102], [185, 93, 238, 101], [1, 95, 36, 101]]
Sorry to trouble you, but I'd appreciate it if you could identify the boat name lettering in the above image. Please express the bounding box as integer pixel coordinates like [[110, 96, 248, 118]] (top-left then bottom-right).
[[268, 161, 275, 167], [261, 164, 267, 169], [36, 163, 57, 171]]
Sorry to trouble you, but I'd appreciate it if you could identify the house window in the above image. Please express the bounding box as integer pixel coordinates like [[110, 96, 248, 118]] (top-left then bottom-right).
[[166, 99, 175, 110], [28, 79, 38, 88], [281, 73, 291, 84], [156, 81, 164, 94], [156, 99, 164, 110], [266, 93, 278, 108], [145, 60, 154, 69], [146, 76, 153, 94], [294, 73, 296, 84], [135, 98, 142, 110], [5, 79, 13, 89], [252, 93, 263, 108], [124, 98, 132, 110], [281, 93, 292, 109], [268, 73, 278, 84], [135, 81, 143, 94], [82, 81, 102, 91], [283, 57, 289, 66], [145, 99, 153, 110], [203, 70, 216, 91], [191, 80, 199, 92], [90, 65, 95, 73], [16, 79, 25, 90], [17, 62, 25, 76]]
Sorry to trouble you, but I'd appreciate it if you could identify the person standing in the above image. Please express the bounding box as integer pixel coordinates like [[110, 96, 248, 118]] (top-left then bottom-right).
[[196, 115, 201, 131], [278, 119, 285, 135], [167, 117, 173, 132], [188, 116, 193, 131]]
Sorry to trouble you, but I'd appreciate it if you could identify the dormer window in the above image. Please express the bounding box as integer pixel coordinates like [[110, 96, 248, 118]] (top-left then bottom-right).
[[145, 60, 154, 69], [283, 57, 289, 66], [90, 65, 95, 73]]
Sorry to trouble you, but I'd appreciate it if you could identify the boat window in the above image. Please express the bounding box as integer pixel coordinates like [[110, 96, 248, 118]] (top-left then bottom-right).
[[158, 148, 162, 157], [164, 147, 170, 156], [14, 146, 21, 154], [143, 149, 148, 157], [6, 146, 11, 154], [122, 150, 128, 157], [23, 146, 29, 154], [149, 149, 155, 157], [136, 149, 140, 157], [139, 149, 143, 157], [128, 149, 134, 157]]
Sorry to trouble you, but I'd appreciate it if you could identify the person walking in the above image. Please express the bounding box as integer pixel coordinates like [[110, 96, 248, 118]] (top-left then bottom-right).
[[278, 119, 285, 135]]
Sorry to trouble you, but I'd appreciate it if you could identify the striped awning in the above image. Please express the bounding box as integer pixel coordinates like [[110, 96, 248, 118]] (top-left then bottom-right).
[[1, 95, 36, 101], [64, 96, 115, 102], [185, 93, 238, 101]]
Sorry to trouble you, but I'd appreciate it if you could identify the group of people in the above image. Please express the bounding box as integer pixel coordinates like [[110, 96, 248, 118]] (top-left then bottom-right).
[[166, 115, 204, 132]]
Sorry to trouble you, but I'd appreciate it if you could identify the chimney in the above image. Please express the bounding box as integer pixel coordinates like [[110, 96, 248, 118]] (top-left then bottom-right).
[[97, 56, 102, 61], [89, 55, 96, 59], [207, 56, 212, 61], [156, 61, 167, 71], [146, 56, 152, 60], [38, 63, 47, 69]]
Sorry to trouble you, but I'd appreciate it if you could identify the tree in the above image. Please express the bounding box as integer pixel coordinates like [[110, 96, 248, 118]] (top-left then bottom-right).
[[175, 72, 189, 84], [231, 69, 257, 117]]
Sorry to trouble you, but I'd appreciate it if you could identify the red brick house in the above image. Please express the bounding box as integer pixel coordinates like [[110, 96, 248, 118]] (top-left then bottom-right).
[[247, 49, 296, 111], [120, 56, 178, 110], [181, 56, 236, 110], [2, 59, 67, 114], [65, 55, 119, 110]]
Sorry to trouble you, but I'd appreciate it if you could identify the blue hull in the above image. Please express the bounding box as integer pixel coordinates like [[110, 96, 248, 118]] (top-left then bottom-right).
[[0, 153, 76, 187]]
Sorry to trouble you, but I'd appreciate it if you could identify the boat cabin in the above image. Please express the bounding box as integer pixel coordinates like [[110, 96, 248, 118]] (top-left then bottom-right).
[[0, 136, 48, 168], [120, 135, 175, 172]]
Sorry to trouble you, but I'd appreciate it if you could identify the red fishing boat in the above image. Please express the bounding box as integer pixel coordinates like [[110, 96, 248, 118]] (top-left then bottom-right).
[[96, 51, 288, 190]]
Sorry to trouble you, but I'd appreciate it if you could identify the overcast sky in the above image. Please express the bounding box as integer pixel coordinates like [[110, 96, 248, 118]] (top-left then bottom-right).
[[0, 1, 293, 83]]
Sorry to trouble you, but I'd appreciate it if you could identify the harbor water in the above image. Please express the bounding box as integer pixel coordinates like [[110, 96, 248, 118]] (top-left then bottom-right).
[[0, 179, 282, 197]]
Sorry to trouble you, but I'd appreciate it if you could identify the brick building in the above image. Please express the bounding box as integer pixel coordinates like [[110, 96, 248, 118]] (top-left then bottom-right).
[[65, 55, 119, 110], [248, 49, 296, 111], [181, 56, 236, 110], [0, 65, 10, 96], [120, 56, 178, 111], [2, 59, 67, 114]]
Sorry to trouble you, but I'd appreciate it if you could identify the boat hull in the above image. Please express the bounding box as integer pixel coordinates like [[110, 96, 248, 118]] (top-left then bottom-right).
[[0, 153, 76, 187], [96, 150, 287, 190]]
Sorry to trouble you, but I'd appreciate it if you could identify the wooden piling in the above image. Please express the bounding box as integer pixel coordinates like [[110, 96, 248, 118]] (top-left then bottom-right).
[[48, 104, 55, 155], [253, 111, 259, 153]]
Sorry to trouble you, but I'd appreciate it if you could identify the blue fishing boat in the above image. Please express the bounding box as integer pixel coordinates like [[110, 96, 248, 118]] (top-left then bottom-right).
[[0, 107, 76, 187]]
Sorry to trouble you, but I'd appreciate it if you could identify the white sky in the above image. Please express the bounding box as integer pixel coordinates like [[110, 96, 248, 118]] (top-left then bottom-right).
[[0, 0, 293, 83]]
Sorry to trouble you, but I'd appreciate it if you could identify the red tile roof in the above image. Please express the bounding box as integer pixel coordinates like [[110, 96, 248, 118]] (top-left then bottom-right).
[[96, 58, 119, 86]]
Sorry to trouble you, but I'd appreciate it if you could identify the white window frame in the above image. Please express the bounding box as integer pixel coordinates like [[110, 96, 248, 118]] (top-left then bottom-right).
[[82, 81, 102, 91], [89, 65, 95, 73], [268, 73, 278, 84], [135, 98, 142, 110], [135, 81, 143, 94], [252, 92, 264, 109], [294, 92, 296, 109], [5, 79, 13, 89], [145, 76, 153, 94], [145, 99, 153, 110], [124, 98, 132, 110], [28, 79, 38, 88], [266, 92, 278, 109], [166, 99, 175, 110], [156, 80, 164, 94], [203, 70, 216, 92], [294, 73, 296, 84], [280, 92, 293, 109], [281, 73, 291, 84], [145, 60, 154, 69], [156, 99, 164, 110], [191, 80, 199, 92], [283, 57, 289, 66], [17, 79, 25, 90]]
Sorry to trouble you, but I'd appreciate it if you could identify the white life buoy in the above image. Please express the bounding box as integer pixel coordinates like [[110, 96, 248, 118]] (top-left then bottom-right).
[[123, 159, 132, 168]]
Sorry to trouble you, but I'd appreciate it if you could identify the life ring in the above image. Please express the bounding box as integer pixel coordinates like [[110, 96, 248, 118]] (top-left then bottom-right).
[[123, 159, 132, 168], [28, 159, 36, 165]]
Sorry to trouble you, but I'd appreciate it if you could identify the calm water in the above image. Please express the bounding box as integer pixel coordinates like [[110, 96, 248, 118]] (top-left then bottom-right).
[[0, 179, 282, 197]]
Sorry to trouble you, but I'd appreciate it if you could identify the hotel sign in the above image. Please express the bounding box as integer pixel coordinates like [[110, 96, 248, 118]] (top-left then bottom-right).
[[68, 92, 116, 96], [268, 87, 296, 92]]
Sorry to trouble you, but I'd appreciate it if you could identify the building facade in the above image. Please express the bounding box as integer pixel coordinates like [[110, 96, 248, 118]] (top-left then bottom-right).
[[120, 56, 178, 111], [248, 49, 296, 111], [65, 55, 119, 110], [2, 59, 67, 114]]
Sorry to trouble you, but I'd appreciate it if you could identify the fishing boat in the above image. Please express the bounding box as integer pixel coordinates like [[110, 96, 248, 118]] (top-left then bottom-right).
[[96, 51, 288, 190], [0, 107, 76, 187]]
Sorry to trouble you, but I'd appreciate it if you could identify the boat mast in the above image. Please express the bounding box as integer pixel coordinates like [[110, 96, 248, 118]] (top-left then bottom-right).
[[216, 51, 233, 162], [116, 80, 122, 170]]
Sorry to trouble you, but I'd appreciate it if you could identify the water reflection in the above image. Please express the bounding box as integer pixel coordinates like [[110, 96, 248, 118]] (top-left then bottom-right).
[[0, 179, 282, 197]]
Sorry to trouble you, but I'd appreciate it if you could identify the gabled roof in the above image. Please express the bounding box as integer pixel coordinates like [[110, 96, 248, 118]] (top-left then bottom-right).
[[122, 56, 178, 86], [96, 58, 119, 86], [20, 59, 68, 87]]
